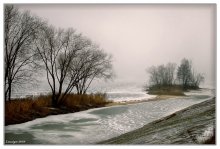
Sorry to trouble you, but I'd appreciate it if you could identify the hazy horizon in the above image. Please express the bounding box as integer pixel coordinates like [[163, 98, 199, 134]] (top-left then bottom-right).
[[15, 4, 216, 88]]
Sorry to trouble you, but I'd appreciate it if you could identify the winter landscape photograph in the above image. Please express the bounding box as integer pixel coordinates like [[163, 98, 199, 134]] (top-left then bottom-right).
[[4, 4, 216, 145]]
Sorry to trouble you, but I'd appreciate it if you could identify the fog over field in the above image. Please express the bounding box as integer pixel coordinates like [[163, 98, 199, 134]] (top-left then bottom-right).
[[16, 4, 216, 88]]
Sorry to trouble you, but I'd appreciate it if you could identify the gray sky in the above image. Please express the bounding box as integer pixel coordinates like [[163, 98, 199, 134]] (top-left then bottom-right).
[[16, 4, 216, 86]]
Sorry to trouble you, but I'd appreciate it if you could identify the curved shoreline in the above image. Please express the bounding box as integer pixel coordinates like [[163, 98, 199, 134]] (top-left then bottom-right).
[[5, 94, 180, 126], [106, 95, 182, 106], [98, 98, 215, 144]]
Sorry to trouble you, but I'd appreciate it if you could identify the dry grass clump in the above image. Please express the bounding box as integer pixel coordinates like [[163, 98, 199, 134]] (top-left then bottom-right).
[[5, 99, 33, 116], [5, 94, 52, 116], [5, 93, 111, 125], [32, 94, 52, 108], [62, 93, 111, 108]]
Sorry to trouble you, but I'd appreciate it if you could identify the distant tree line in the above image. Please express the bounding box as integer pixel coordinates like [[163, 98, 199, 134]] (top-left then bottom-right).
[[4, 5, 113, 106], [147, 58, 204, 90]]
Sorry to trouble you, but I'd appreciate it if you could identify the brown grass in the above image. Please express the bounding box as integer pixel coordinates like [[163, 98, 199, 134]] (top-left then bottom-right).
[[5, 93, 111, 125], [32, 94, 52, 107], [147, 85, 185, 96], [62, 93, 110, 108], [5, 95, 52, 117]]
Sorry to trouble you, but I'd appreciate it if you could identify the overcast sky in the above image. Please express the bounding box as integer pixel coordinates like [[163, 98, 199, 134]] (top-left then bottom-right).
[[16, 4, 216, 86]]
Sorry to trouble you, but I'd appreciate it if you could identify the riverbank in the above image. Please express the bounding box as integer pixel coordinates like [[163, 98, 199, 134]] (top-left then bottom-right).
[[5, 93, 180, 126], [99, 97, 215, 144], [5, 93, 110, 126]]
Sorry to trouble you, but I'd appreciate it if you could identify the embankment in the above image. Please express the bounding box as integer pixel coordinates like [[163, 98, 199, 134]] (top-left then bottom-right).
[[99, 98, 215, 144]]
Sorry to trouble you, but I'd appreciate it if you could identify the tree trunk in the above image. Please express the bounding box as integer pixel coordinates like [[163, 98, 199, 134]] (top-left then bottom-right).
[[5, 91, 7, 101], [8, 82, 11, 101], [51, 92, 58, 107], [5, 83, 9, 101]]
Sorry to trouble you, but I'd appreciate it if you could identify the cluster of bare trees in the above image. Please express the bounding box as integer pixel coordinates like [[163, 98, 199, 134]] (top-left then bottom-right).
[[4, 5, 113, 106], [148, 63, 176, 86], [147, 58, 204, 89], [4, 5, 44, 101], [177, 58, 204, 89]]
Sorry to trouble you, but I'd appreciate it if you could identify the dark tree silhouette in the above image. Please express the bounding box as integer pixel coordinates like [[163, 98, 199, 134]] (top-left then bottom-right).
[[4, 5, 114, 105], [177, 58, 192, 88], [147, 58, 204, 94], [35, 25, 113, 106], [35, 26, 84, 106], [4, 5, 43, 101], [190, 70, 205, 88], [177, 58, 204, 89], [147, 63, 176, 86], [71, 46, 113, 94]]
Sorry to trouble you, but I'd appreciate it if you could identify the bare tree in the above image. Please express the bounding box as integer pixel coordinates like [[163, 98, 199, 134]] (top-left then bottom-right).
[[147, 58, 204, 90], [72, 46, 113, 94], [166, 63, 176, 85], [35, 26, 93, 106], [177, 58, 205, 89], [177, 58, 192, 88], [148, 66, 159, 86], [147, 63, 176, 87], [35, 26, 71, 106], [190, 70, 205, 88], [4, 5, 43, 101], [35, 26, 59, 106], [158, 65, 170, 85], [56, 34, 93, 103]]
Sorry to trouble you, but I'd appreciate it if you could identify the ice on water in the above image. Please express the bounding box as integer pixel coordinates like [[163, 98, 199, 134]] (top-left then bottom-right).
[[5, 86, 215, 144]]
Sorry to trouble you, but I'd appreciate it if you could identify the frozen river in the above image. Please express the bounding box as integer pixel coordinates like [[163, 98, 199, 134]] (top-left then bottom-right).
[[5, 89, 215, 144]]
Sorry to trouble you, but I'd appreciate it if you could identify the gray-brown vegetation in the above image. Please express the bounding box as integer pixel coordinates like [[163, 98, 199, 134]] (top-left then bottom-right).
[[147, 58, 204, 95], [5, 93, 111, 125], [148, 63, 176, 86], [177, 58, 204, 89], [4, 5, 113, 108]]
